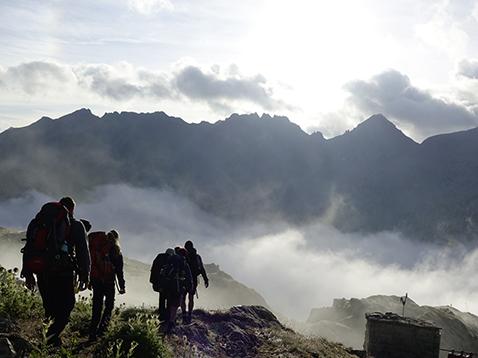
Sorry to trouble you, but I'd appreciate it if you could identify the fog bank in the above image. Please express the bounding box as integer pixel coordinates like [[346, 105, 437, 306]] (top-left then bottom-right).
[[1, 184, 477, 320]]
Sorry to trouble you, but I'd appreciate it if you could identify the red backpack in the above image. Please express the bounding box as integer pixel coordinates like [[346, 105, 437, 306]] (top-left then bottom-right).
[[22, 202, 71, 274], [88, 231, 115, 281]]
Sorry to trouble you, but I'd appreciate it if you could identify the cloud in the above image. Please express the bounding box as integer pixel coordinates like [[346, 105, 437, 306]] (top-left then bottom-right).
[[414, 0, 471, 58], [0, 60, 288, 113], [127, 0, 174, 14], [0, 61, 74, 95], [344, 69, 478, 139], [457, 58, 478, 80], [174, 65, 287, 111], [2, 184, 478, 321]]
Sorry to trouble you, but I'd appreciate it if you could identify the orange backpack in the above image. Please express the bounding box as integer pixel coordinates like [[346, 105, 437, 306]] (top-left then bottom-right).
[[88, 231, 115, 281]]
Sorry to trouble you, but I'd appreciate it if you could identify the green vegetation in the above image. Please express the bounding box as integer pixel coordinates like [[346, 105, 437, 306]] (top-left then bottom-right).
[[0, 266, 356, 357], [0, 267, 171, 358], [0, 267, 43, 320]]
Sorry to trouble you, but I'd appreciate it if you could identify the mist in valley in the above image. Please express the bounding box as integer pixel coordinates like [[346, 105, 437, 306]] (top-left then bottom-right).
[[1, 184, 478, 321]]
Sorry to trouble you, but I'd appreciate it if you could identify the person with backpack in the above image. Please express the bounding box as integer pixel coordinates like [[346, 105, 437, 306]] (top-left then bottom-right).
[[88, 229, 125, 341], [149, 248, 174, 320], [21, 197, 90, 346], [163, 247, 192, 333], [181, 240, 209, 324]]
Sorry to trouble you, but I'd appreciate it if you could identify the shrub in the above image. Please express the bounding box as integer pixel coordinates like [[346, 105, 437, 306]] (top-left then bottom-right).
[[96, 313, 171, 358], [68, 295, 92, 336], [0, 267, 43, 320]]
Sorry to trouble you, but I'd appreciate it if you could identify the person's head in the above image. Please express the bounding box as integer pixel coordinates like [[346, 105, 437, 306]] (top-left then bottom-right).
[[165, 248, 175, 256], [176, 247, 188, 257], [59, 196, 75, 215], [184, 240, 194, 251], [80, 219, 92, 233], [107, 230, 119, 241]]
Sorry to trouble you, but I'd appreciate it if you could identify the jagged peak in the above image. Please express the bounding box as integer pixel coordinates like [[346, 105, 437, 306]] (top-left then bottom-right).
[[57, 108, 98, 121], [355, 114, 398, 132]]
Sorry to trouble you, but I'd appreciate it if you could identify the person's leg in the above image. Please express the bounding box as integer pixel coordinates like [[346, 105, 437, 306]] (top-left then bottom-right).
[[98, 281, 115, 335], [46, 274, 75, 346], [180, 293, 187, 322], [89, 280, 105, 340], [36, 273, 54, 320], [166, 293, 180, 333], [159, 292, 167, 321], [187, 278, 198, 322]]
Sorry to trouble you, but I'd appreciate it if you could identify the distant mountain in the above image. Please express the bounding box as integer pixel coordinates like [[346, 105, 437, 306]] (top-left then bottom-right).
[[1, 109, 478, 242], [304, 295, 478, 357]]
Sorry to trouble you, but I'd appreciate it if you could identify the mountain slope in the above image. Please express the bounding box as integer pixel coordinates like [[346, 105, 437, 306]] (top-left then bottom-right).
[[1, 109, 478, 241]]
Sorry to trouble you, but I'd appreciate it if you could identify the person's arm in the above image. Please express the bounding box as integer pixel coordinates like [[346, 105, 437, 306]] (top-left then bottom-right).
[[113, 247, 126, 293], [73, 221, 90, 287], [198, 255, 209, 288], [184, 261, 193, 292]]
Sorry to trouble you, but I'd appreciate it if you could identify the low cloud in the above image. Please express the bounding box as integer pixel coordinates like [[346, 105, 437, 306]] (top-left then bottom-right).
[[0, 61, 288, 113], [344, 69, 478, 140], [1, 185, 478, 321]]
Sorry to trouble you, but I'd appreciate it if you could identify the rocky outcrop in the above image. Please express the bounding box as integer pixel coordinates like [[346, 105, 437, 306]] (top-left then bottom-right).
[[169, 305, 355, 358]]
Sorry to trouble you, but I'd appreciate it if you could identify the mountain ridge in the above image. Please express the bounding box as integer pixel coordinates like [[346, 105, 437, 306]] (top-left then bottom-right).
[[1, 109, 478, 242]]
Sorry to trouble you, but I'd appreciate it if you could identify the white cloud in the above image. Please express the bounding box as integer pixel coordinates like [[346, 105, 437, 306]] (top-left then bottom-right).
[[127, 0, 174, 14], [0, 60, 289, 116], [414, 0, 471, 59]]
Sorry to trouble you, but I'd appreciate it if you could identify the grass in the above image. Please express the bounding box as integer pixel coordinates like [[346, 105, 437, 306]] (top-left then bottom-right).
[[0, 266, 171, 358]]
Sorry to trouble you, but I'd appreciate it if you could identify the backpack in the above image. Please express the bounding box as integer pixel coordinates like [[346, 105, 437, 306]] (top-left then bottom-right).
[[159, 256, 188, 295], [187, 250, 202, 277], [88, 231, 115, 281], [21, 202, 72, 274], [150, 253, 168, 292]]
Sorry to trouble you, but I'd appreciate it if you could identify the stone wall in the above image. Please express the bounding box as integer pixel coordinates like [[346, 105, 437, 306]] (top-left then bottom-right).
[[365, 312, 441, 358]]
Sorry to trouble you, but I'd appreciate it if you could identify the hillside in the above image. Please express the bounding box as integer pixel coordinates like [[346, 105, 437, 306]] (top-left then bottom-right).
[[303, 295, 478, 356], [0, 265, 355, 358], [1, 109, 478, 241]]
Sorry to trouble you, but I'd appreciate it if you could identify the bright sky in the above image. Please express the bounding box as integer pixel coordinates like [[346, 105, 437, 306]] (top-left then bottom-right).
[[2, 0, 478, 141]]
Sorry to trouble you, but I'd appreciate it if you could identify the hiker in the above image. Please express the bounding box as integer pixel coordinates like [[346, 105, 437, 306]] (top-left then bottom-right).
[[164, 247, 192, 333], [21, 197, 90, 346], [88, 229, 126, 341], [150, 248, 174, 320], [181, 240, 209, 324]]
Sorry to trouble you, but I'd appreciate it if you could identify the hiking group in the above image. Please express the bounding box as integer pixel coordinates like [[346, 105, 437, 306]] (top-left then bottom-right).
[[20, 197, 208, 346]]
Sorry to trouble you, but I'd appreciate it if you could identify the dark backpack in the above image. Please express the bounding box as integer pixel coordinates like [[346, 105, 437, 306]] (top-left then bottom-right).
[[187, 251, 202, 277], [150, 253, 168, 292], [21, 202, 72, 274], [159, 256, 188, 295], [88, 231, 116, 281]]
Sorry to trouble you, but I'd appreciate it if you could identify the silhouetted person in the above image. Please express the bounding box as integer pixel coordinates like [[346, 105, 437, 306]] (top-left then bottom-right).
[[181, 240, 208, 323], [164, 247, 192, 333], [150, 248, 174, 320], [21, 197, 90, 346], [88, 229, 125, 341]]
